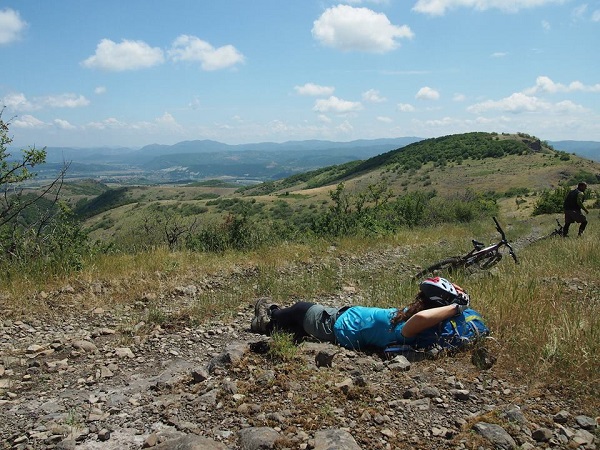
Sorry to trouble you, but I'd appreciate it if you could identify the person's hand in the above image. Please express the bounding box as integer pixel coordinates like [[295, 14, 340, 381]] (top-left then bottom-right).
[[453, 294, 470, 315]]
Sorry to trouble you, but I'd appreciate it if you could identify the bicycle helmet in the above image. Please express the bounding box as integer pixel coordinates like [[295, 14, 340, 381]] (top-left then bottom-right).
[[420, 277, 469, 307]]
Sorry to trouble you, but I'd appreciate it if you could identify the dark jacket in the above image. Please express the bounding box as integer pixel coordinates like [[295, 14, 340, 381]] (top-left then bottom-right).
[[564, 188, 583, 212]]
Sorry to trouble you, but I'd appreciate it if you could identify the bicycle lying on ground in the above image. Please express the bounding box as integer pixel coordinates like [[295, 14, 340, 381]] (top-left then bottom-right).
[[547, 218, 564, 238], [414, 217, 518, 278]]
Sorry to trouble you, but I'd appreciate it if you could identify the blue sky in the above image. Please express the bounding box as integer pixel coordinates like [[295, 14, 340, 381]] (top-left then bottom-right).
[[1, 0, 599, 149]]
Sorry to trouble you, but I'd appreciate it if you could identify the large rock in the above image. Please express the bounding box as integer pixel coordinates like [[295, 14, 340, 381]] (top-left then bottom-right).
[[238, 427, 281, 449], [473, 422, 517, 450], [312, 429, 362, 450], [154, 435, 229, 450]]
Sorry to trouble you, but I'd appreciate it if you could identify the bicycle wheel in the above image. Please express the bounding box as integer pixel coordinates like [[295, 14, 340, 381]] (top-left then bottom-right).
[[414, 257, 462, 279], [475, 253, 503, 270]]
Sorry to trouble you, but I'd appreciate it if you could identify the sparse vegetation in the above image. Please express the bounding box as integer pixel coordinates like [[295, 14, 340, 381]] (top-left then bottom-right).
[[0, 127, 598, 405], [0, 112, 93, 282]]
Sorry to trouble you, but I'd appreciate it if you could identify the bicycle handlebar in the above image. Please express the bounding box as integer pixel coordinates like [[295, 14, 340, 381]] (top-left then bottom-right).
[[493, 217, 518, 263], [506, 242, 518, 263], [493, 216, 507, 240]]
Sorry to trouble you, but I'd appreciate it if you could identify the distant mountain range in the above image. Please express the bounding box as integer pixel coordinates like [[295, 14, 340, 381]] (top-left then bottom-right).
[[11, 137, 600, 184], [36, 137, 424, 183], [548, 140, 600, 161]]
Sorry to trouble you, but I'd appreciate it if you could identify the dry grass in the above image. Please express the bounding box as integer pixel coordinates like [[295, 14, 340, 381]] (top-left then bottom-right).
[[1, 211, 598, 405]]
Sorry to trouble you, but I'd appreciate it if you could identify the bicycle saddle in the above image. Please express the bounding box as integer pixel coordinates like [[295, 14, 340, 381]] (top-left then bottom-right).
[[471, 240, 485, 250]]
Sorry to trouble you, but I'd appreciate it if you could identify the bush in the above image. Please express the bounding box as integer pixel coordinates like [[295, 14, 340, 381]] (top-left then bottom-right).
[[187, 214, 277, 252], [0, 111, 93, 280], [533, 186, 570, 215]]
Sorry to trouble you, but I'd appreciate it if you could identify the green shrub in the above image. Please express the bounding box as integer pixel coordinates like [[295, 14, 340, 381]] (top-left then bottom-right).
[[533, 186, 570, 215]]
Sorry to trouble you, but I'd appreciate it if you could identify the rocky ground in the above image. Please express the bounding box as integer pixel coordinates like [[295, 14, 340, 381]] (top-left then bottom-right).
[[1, 238, 598, 449]]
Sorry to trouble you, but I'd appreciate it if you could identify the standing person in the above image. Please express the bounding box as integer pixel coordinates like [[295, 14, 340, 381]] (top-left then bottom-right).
[[250, 277, 471, 351], [563, 182, 589, 237]]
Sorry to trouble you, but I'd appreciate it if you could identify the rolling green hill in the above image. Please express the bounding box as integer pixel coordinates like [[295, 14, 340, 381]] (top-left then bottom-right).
[[63, 132, 598, 246], [240, 132, 598, 197]]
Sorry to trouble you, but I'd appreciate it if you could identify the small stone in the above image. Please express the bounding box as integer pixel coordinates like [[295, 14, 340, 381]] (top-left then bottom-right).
[[553, 410, 570, 424], [421, 386, 440, 398], [99, 367, 113, 378], [573, 429, 595, 447], [97, 429, 110, 441], [191, 367, 209, 383], [387, 355, 411, 371], [450, 389, 471, 401], [13, 435, 28, 444], [473, 422, 517, 450], [532, 427, 553, 442], [315, 349, 337, 367], [575, 415, 597, 430], [26, 344, 46, 354], [114, 347, 134, 358], [142, 432, 158, 448], [72, 340, 98, 353]]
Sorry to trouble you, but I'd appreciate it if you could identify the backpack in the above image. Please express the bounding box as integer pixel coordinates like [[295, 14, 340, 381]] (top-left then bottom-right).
[[385, 308, 489, 354]]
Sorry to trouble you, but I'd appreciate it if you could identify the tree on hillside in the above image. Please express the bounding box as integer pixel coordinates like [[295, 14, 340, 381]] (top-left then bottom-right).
[[0, 109, 87, 275]]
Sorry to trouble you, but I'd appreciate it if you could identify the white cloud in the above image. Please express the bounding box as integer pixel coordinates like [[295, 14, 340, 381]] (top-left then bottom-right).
[[168, 35, 245, 71], [86, 117, 128, 130], [593, 10, 600, 21], [0, 8, 27, 45], [95, 86, 107, 95], [362, 89, 387, 102], [453, 93, 466, 102], [294, 83, 335, 96], [571, 4, 587, 20], [2, 92, 89, 111], [412, 0, 568, 16], [12, 115, 46, 129], [43, 94, 90, 108], [188, 97, 201, 110], [467, 92, 588, 114], [2, 93, 36, 111], [553, 100, 587, 113], [318, 114, 332, 123], [155, 112, 182, 131], [377, 116, 393, 123], [337, 120, 354, 133], [397, 103, 415, 112], [345, 0, 391, 4], [542, 20, 551, 30], [524, 76, 600, 94], [82, 39, 165, 71], [468, 93, 545, 113], [312, 5, 413, 53], [491, 51, 508, 58], [416, 86, 440, 100], [54, 119, 76, 130], [313, 96, 363, 113]]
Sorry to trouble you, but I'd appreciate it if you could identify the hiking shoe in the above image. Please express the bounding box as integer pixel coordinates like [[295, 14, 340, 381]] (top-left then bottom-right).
[[251, 297, 276, 334]]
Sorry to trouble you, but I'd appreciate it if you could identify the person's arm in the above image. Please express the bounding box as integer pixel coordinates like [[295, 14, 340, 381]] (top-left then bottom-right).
[[577, 192, 589, 214], [401, 304, 458, 338]]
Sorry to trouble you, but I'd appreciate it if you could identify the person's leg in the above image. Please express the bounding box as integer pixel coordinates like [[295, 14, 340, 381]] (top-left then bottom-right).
[[578, 214, 588, 236], [271, 301, 315, 341], [251, 297, 279, 334], [563, 211, 574, 237]]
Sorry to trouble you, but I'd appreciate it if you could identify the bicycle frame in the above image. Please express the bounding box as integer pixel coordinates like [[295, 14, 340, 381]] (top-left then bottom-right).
[[414, 217, 518, 278], [551, 218, 563, 237], [462, 217, 517, 265]]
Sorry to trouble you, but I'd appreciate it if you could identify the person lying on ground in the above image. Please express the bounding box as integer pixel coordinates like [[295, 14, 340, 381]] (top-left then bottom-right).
[[250, 277, 471, 352]]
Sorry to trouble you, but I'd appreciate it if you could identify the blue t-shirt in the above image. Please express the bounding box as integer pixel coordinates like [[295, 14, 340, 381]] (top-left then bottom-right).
[[333, 306, 415, 350]]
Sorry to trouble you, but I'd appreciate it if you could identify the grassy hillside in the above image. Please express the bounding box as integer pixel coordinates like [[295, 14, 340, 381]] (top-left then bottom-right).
[[2, 131, 599, 405], [70, 132, 599, 246], [241, 132, 595, 196]]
